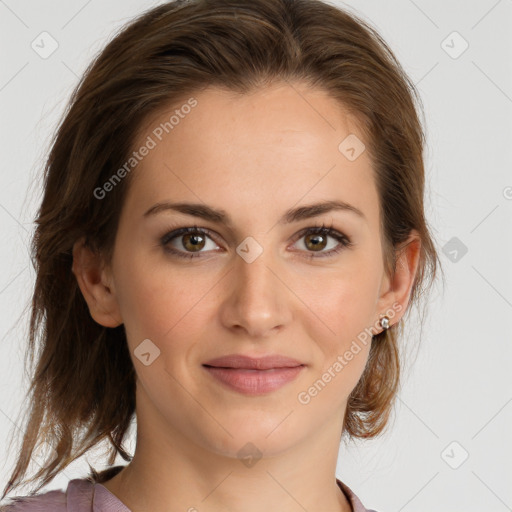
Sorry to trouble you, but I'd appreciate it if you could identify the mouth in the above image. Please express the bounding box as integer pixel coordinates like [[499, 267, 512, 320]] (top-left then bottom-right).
[[202, 354, 305, 395], [202, 353, 305, 370]]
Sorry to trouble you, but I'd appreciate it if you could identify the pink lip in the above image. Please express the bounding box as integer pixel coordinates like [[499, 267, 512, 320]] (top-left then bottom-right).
[[202, 354, 305, 395], [203, 354, 304, 370]]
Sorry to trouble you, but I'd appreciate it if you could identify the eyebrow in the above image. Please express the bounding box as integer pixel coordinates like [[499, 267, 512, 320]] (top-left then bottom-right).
[[143, 199, 366, 225]]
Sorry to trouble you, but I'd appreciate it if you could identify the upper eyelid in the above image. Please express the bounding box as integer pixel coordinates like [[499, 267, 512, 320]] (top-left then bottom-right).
[[161, 226, 221, 245], [161, 224, 349, 248]]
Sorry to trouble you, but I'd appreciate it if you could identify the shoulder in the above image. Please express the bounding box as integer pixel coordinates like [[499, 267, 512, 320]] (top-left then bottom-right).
[[336, 478, 380, 512], [0, 478, 94, 512]]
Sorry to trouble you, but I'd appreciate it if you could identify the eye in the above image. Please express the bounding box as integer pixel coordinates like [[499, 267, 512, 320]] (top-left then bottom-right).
[[159, 222, 353, 260], [160, 226, 220, 259], [290, 222, 353, 259]]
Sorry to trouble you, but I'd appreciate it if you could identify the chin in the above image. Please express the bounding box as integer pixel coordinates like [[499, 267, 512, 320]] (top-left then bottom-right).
[[191, 417, 305, 461]]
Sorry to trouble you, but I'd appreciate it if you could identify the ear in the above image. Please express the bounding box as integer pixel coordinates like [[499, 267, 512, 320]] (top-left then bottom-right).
[[71, 237, 123, 328], [375, 230, 421, 329]]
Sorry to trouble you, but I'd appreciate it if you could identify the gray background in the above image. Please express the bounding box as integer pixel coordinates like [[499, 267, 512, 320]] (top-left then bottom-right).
[[1, 1, 511, 510]]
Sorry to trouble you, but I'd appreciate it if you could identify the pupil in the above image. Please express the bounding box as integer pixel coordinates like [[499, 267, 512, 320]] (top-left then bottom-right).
[[184, 233, 204, 251], [307, 234, 325, 251]]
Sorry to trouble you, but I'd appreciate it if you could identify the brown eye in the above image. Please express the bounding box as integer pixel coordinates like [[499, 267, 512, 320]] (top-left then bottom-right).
[[160, 226, 221, 259], [304, 233, 327, 251], [291, 225, 353, 258], [182, 232, 206, 252]]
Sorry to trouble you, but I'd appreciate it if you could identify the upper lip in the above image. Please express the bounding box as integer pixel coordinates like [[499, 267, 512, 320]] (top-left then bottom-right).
[[203, 354, 305, 370]]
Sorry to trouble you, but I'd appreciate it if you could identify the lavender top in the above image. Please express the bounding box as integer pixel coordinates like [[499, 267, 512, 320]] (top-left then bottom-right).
[[1, 476, 378, 512]]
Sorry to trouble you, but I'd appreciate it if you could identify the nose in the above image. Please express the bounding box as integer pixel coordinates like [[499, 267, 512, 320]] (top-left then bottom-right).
[[218, 246, 293, 338]]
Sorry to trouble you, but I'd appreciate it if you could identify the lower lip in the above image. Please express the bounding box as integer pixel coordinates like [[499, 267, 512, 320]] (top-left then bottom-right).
[[203, 365, 305, 395]]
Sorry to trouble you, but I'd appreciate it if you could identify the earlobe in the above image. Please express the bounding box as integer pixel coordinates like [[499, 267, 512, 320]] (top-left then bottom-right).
[[71, 237, 123, 328], [376, 231, 422, 326]]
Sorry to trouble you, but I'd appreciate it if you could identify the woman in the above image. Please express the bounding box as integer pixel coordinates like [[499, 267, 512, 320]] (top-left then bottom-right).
[[0, 0, 441, 510]]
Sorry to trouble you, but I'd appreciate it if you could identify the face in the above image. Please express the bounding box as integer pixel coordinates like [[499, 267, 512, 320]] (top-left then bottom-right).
[[90, 82, 403, 459]]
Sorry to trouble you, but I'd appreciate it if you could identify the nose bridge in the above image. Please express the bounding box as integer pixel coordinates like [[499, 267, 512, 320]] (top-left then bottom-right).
[[237, 246, 276, 300], [219, 240, 292, 336]]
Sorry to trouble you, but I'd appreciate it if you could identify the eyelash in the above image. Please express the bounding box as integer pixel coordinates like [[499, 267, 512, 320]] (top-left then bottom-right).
[[159, 222, 353, 260]]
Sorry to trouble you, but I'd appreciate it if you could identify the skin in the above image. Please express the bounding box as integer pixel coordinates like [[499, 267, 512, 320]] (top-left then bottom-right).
[[72, 81, 421, 512]]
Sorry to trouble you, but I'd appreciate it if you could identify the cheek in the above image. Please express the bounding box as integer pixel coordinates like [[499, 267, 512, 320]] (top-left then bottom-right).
[[113, 253, 218, 354], [296, 259, 380, 387], [302, 263, 380, 340], [298, 282, 374, 410]]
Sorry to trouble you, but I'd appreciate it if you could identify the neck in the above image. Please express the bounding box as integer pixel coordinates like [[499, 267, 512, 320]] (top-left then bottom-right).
[[101, 387, 353, 512]]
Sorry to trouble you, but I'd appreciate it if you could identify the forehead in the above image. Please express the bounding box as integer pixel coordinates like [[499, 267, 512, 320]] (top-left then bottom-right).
[[124, 82, 379, 228]]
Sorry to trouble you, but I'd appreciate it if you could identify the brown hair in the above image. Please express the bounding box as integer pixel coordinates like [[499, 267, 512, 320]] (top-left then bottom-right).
[[1, 0, 443, 501]]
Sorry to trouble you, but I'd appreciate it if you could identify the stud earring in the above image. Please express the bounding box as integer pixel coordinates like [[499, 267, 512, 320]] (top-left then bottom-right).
[[379, 315, 390, 330]]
